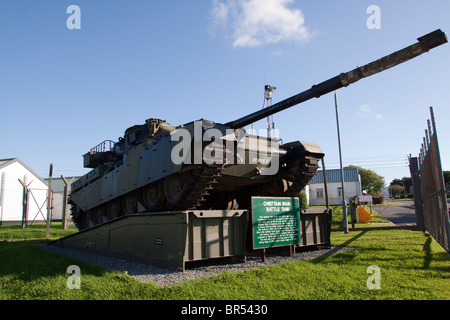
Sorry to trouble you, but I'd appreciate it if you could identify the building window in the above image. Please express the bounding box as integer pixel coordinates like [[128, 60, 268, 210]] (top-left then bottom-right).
[[338, 187, 342, 197], [316, 188, 324, 198]]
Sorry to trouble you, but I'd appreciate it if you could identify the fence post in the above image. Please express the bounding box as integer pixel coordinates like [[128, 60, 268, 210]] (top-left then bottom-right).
[[18, 179, 30, 229]]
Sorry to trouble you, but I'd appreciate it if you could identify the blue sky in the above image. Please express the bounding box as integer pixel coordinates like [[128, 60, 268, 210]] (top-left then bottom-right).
[[1, 0, 449, 188]]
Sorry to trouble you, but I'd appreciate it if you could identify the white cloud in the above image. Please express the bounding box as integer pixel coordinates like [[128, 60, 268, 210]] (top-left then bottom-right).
[[210, 0, 311, 48], [358, 105, 372, 118], [357, 105, 383, 120], [211, 0, 229, 25]]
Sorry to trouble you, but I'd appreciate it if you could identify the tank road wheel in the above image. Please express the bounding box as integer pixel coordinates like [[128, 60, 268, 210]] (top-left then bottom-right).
[[270, 178, 289, 195], [94, 205, 108, 224], [203, 193, 237, 210], [236, 195, 251, 209], [164, 173, 188, 206], [83, 210, 96, 229], [106, 199, 122, 221], [121, 192, 138, 215], [81, 211, 89, 229], [142, 181, 165, 211], [225, 193, 238, 210]]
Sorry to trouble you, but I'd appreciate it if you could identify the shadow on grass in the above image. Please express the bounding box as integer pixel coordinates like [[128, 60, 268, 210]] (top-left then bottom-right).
[[422, 233, 450, 272], [422, 233, 433, 269], [336, 230, 368, 248], [0, 240, 107, 283], [309, 230, 368, 265]]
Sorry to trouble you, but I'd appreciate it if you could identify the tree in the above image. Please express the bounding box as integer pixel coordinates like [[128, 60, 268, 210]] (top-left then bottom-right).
[[389, 184, 405, 197], [390, 177, 412, 193], [346, 165, 385, 195], [390, 179, 403, 186]]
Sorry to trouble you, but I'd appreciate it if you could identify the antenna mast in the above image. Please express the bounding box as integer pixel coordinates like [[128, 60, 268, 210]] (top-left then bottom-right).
[[264, 85, 276, 137]]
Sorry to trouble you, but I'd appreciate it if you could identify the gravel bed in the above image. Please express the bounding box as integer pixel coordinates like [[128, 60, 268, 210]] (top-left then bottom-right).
[[40, 244, 356, 287]]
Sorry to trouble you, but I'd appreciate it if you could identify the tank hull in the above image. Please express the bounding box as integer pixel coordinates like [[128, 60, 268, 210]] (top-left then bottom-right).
[[69, 119, 323, 230]]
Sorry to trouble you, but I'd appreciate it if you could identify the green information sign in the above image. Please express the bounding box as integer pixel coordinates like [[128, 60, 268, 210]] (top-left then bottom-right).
[[251, 197, 301, 249]]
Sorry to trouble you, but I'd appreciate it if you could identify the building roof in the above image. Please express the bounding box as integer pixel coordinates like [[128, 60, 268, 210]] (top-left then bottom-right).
[[0, 158, 48, 186], [310, 168, 360, 184], [0, 158, 16, 167]]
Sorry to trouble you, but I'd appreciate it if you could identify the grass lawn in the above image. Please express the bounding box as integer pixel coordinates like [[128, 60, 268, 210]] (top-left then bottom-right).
[[0, 222, 76, 241], [0, 223, 448, 300]]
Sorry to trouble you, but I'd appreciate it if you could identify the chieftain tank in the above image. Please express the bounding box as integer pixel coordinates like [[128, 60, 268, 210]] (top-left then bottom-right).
[[69, 30, 447, 230]]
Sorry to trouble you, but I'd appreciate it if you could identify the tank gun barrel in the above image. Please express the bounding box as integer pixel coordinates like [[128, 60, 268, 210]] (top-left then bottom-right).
[[225, 29, 448, 129]]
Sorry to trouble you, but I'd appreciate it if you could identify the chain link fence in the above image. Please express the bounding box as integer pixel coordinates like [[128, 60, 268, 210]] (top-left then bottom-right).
[[410, 107, 450, 252]]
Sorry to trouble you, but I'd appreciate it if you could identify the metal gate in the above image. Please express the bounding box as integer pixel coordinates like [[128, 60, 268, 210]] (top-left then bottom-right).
[[410, 107, 450, 252]]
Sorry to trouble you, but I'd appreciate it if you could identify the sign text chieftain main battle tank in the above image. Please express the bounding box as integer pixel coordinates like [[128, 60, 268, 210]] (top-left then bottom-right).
[[69, 30, 447, 230]]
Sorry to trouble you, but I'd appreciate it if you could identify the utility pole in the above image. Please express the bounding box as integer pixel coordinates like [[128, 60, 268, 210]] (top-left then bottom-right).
[[46, 163, 53, 239], [334, 91, 349, 233]]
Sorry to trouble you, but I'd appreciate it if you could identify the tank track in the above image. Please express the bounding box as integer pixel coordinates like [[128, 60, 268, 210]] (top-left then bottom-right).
[[284, 154, 322, 197], [230, 153, 322, 208], [164, 163, 224, 211]]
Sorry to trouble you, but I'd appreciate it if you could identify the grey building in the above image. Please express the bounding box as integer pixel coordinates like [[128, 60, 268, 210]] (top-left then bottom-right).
[[44, 177, 79, 223], [308, 168, 362, 206]]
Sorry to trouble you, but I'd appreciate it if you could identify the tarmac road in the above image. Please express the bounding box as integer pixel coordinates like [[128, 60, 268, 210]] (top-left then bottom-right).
[[375, 200, 417, 226]]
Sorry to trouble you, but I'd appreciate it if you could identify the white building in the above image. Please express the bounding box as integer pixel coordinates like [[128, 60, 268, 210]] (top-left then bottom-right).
[[0, 158, 48, 225], [308, 168, 362, 206]]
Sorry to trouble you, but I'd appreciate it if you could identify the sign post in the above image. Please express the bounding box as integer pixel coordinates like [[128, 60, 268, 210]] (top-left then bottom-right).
[[251, 197, 301, 261]]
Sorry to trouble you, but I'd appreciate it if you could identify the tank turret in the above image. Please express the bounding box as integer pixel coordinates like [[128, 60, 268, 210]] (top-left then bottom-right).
[[69, 30, 447, 230]]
